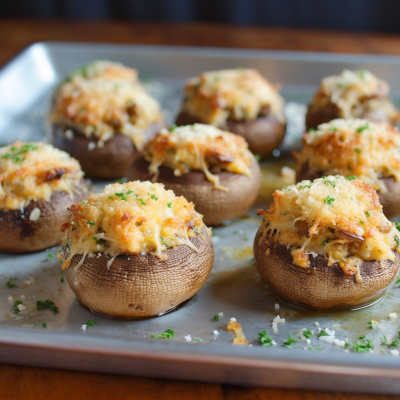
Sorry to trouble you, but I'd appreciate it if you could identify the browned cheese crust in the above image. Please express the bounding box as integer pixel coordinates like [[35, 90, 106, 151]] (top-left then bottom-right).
[[254, 231, 400, 310], [64, 226, 214, 318], [51, 121, 164, 179], [176, 109, 286, 159], [127, 155, 261, 226], [0, 179, 87, 253]]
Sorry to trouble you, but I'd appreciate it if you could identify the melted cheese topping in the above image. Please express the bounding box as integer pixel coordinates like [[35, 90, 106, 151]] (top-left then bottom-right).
[[259, 176, 400, 279], [297, 119, 400, 192], [50, 60, 163, 149], [0, 141, 84, 210], [59, 181, 208, 269], [181, 69, 285, 126], [310, 69, 399, 122], [144, 124, 254, 191]]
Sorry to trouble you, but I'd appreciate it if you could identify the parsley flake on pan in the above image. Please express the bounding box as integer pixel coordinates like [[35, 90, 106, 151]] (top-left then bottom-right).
[[42, 322, 47, 328], [303, 328, 312, 339], [36, 299, 59, 313], [308, 346, 322, 351], [151, 329, 175, 340], [6, 277, 18, 288], [258, 330, 274, 347], [346, 336, 374, 353], [319, 330, 330, 337], [86, 319, 96, 326], [282, 333, 298, 349], [13, 300, 24, 314], [214, 314, 220, 322]]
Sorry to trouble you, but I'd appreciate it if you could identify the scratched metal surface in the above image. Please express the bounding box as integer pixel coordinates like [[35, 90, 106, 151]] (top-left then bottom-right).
[[1, 43, 400, 392]]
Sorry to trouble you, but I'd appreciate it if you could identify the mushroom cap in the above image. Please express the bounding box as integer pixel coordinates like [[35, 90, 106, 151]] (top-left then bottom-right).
[[64, 226, 214, 319], [175, 110, 286, 160], [305, 101, 395, 131], [51, 121, 164, 179], [127, 155, 261, 226], [0, 180, 87, 253], [254, 230, 400, 310], [296, 162, 400, 219]]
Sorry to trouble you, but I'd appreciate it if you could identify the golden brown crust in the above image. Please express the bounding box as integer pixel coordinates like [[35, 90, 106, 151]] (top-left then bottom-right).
[[64, 226, 214, 318], [0, 179, 87, 253], [254, 231, 400, 310], [51, 121, 164, 179], [175, 109, 286, 160], [305, 100, 395, 131], [296, 164, 400, 219], [127, 154, 261, 226]]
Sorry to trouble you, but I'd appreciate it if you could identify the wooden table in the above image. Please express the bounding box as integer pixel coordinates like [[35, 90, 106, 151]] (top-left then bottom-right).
[[1, 19, 400, 400]]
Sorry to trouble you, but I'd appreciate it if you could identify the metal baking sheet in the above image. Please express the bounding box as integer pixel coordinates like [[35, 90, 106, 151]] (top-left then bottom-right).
[[1, 42, 400, 394]]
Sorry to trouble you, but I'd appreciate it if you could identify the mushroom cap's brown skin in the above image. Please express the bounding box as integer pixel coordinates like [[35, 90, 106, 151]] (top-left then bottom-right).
[[127, 155, 262, 227], [51, 121, 165, 180], [305, 101, 396, 131], [296, 161, 400, 219], [175, 109, 286, 160], [64, 226, 214, 319], [0, 179, 87, 253], [254, 232, 400, 310]]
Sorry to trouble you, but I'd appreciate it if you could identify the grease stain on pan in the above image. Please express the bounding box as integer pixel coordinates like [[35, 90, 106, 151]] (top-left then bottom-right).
[[221, 245, 254, 260]]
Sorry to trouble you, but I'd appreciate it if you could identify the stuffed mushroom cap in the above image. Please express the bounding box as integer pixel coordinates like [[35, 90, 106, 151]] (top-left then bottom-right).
[[306, 70, 400, 129], [59, 180, 214, 318], [127, 124, 261, 226], [0, 141, 87, 252], [254, 176, 400, 310], [175, 69, 286, 159], [296, 118, 400, 218], [50, 60, 164, 178]]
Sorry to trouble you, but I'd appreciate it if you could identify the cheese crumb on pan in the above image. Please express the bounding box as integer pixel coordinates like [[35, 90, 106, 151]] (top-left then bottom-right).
[[144, 124, 254, 191], [0, 141, 84, 210], [309, 69, 399, 122], [258, 176, 400, 278], [50, 60, 163, 149], [181, 68, 285, 126], [59, 181, 208, 270], [297, 118, 400, 192], [227, 319, 249, 345]]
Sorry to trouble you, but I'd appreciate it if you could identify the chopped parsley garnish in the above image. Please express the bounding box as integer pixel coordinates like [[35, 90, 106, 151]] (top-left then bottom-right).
[[116, 177, 127, 184], [381, 348, 386, 354], [150, 194, 158, 200], [319, 330, 330, 337], [195, 337, 204, 342], [169, 124, 177, 132], [193, 226, 200, 235], [357, 70, 367, 80], [329, 127, 337, 132], [282, 333, 298, 349], [300, 185, 311, 189], [308, 128, 316, 133], [41, 251, 54, 263], [354, 148, 361, 153], [359, 220, 364, 225], [87, 221, 95, 226], [42, 322, 47, 328], [60, 276, 64, 283], [324, 196, 335, 206], [322, 238, 331, 246], [86, 319, 96, 326], [308, 346, 322, 351], [14, 300, 23, 314], [365, 211, 370, 217], [80, 201, 85, 205], [233, 231, 239, 234], [395, 222, 400, 232], [214, 314, 220, 322], [243, 238, 248, 241], [36, 299, 59, 313], [395, 236, 400, 247], [167, 203, 172, 208], [160, 236, 172, 250], [114, 192, 128, 201], [382, 332, 400, 348], [346, 175, 357, 181], [254, 154, 261, 162], [348, 337, 374, 353], [151, 329, 175, 340], [381, 336, 389, 345], [92, 236, 98, 241], [347, 165, 352, 171], [357, 124, 369, 133], [1, 143, 38, 162], [303, 328, 312, 339], [259, 330, 274, 347], [138, 198, 146, 205], [324, 180, 336, 188], [396, 276, 400, 284], [108, 195, 113, 200], [6, 277, 18, 288], [367, 321, 375, 329]]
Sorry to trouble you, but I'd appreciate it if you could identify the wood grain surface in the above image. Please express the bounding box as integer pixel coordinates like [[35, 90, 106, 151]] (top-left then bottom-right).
[[1, 19, 400, 400]]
